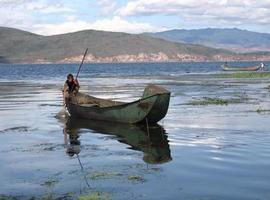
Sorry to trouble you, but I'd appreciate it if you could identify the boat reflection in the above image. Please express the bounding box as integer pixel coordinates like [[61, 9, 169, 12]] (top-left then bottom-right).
[[63, 117, 172, 164]]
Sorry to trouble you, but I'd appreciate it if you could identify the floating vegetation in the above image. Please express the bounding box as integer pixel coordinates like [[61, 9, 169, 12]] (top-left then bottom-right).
[[41, 179, 59, 188], [127, 175, 145, 183], [89, 172, 122, 180], [0, 195, 17, 200], [256, 107, 270, 113], [187, 94, 252, 106], [41, 193, 55, 200], [0, 193, 75, 200], [77, 192, 111, 200], [187, 97, 229, 105], [125, 163, 145, 169], [216, 72, 270, 79]]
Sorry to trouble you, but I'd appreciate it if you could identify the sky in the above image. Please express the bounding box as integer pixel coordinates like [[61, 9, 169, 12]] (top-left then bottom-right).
[[0, 0, 270, 35]]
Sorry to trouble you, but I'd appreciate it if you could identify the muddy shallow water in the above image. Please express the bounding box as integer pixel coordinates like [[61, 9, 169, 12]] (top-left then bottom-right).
[[0, 62, 270, 200]]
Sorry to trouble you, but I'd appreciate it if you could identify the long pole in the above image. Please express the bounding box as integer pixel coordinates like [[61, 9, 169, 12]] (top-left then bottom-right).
[[75, 48, 88, 80], [65, 48, 88, 108], [77, 154, 91, 188], [70, 48, 88, 93]]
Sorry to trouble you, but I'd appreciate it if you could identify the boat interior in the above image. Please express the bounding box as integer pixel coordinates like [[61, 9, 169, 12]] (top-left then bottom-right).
[[70, 84, 170, 108], [71, 92, 124, 108]]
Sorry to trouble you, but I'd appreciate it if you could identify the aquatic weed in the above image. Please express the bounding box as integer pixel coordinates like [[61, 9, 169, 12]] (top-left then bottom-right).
[[216, 72, 270, 79], [41, 193, 55, 200], [187, 95, 252, 106], [89, 172, 122, 180], [187, 97, 229, 106], [0, 195, 18, 200], [128, 175, 145, 183], [77, 192, 111, 200], [256, 107, 270, 113], [41, 179, 59, 188]]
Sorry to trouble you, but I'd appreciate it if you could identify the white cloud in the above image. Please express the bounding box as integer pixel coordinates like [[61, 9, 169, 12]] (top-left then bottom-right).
[[26, 2, 74, 13], [0, 0, 164, 35], [0, 0, 36, 29], [0, 0, 33, 6], [33, 16, 164, 35], [117, 0, 270, 27], [1, 0, 269, 35], [0, 0, 73, 13], [0, 0, 75, 31], [97, 0, 117, 16], [117, 0, 203, 16]]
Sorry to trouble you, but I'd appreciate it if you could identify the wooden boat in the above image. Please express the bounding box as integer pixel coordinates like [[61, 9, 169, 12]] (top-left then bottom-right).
[[66, 84, 170, 124], [221, 64, 261, 71], [65, 118, 172, 164]]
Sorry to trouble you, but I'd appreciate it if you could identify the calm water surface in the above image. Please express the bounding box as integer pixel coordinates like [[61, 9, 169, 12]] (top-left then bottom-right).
[[0, 62, 270, 200]]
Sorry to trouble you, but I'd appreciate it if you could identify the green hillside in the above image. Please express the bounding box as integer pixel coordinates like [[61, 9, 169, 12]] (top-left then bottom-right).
[[0, 27, 233, 63]]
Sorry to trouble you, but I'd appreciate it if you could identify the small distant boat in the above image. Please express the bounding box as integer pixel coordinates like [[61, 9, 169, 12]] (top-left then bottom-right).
[[221, 64, 263, 71], [66, 84, 170, 124]]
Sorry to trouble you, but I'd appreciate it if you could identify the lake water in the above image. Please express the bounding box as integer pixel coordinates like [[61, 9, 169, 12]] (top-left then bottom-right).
[[0, 62, 270, 200]]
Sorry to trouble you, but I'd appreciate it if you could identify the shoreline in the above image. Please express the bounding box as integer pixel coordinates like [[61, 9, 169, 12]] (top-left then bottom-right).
[[1, 59, 270, 65]]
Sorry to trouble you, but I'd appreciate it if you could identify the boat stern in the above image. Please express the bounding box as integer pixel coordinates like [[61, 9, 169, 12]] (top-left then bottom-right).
[[141, 85, 171, 124]]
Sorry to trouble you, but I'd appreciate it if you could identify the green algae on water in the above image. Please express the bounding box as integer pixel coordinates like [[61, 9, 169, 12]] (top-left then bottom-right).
[[0, 195, 18, 200], [216, 72, 270, 79], [128, 175, 145, 183], [77, 192, 111, 200], [187, 95, 252, 106], [41, 193, 55, 200], [187, 97, 229, 106], [256, 107, 270, 113], [89, 172, 122, 180], [41, 179, 59, 188]]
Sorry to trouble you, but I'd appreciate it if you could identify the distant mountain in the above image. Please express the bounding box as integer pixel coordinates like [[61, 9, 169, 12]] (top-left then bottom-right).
[[0, 27, 269, 64], [145, 28, 270, 53], [0, 27, 235, 63]]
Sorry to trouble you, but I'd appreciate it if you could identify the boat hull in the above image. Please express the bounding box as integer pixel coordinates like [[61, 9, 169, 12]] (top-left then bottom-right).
[[66, 85, 170, 124], [221, 64, 261, 71]]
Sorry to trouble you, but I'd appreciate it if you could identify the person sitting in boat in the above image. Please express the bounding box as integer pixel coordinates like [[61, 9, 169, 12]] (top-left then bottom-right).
[[63, 74, 80, 104], [260, 63, 265, 71]]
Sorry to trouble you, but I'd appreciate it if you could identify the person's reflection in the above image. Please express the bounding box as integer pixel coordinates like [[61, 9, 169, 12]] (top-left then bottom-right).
[[63, 121, 90, 188], [63, 125, 81, 157]]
